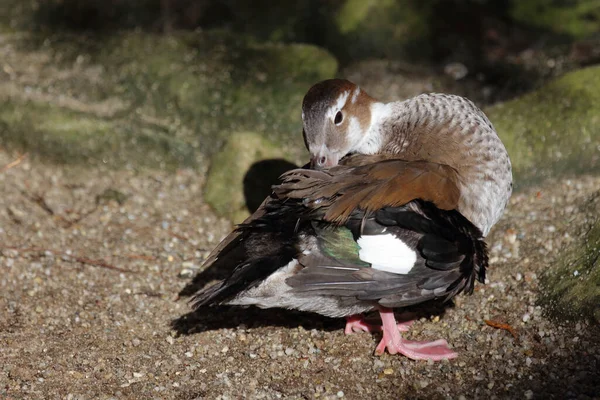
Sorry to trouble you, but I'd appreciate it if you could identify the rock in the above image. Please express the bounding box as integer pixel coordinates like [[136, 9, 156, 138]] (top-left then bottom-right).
[[342, 60, 438, 102], [203, 132, 296, 222], [103, 31, 336, 157], [0, 30, 336, 170], [540, 192, 600, 323], [486, 66, 600, 184], [329, 0, 433, 61]]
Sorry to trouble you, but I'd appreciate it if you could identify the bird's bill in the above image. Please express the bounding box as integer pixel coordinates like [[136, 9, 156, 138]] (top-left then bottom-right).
[[310, 153, 340, 170]]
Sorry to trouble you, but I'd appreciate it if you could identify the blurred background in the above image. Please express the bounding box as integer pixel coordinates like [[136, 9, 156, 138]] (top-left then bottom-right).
[[0, 1, 599, 398], [1, 1, 599, 209]]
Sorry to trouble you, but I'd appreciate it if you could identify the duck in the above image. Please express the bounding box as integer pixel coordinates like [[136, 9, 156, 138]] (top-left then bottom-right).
[[191, 79, 513, 360]]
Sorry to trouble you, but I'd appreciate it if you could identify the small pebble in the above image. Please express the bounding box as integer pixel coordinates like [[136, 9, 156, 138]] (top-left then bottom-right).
[[178, 269, 194, 278], [515, 273, 523, 281], [373, 360, 385, 370]]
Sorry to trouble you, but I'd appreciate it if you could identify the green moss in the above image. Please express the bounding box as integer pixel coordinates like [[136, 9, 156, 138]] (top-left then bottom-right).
[[0, 0, 29, 32], [203, 132, 295, 223], [252, 42, 338, 81], [335, 0, 378, 34], [510, 0, 600, 39], [486, 66, 600, 185], [97, 31, 335, 157], [0, 99, 196, 169], [331, 0, 433, 61], [540, 194, 600, 323], [0, 30, 336, 170]]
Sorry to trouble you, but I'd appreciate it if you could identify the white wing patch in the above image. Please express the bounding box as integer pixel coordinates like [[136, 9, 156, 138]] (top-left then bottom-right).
[[357, 234, 417, 274]]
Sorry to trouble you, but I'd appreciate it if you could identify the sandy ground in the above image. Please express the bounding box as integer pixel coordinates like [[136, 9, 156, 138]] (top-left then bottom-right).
[[1, 150, 599, 400]]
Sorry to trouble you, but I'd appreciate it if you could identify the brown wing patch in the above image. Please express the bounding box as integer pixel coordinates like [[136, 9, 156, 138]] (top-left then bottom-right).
[[273, 155, 461, 224]]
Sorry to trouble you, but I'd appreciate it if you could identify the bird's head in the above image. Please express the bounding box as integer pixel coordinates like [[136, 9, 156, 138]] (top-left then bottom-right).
[[301, 79, 376, 170]]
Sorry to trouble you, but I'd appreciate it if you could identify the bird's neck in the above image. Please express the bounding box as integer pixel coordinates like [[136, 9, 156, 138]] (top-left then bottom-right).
[[351, 102, 393, 155], [363, 96, 513, 236]]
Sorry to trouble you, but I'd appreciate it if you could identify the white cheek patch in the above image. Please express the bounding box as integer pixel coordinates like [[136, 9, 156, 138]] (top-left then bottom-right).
[[357, 234, 417, 274], [325, 91, 350, 121]]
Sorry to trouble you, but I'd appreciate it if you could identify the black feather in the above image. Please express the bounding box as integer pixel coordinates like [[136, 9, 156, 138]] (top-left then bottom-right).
[[191, 198, 303, 307], [286, 199, 488, 308]]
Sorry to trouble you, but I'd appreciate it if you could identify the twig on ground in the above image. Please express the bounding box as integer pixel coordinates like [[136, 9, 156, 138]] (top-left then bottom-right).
[[72, 255, 133, 273], [2, 246, 135, 273], [169, 229, 188, 241], [134, 290, 163, 298], [126, 254, 157, 261], [60, 206, 99, 228], [19, 188, 99, 227], [0, 152, 28, 173], [20, 190, 55, 216], [484, 319, 519, 339]]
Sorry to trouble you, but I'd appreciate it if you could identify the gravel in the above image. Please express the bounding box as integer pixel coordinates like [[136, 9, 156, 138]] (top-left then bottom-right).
[[1, 152, 599, 399]]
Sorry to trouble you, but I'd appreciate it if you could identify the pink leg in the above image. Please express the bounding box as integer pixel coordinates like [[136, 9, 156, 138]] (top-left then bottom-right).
[[345, 314, 413, 335], [374, 307, 458, 361], [344, 314, 381, 334], [396, 320, 414, 332]]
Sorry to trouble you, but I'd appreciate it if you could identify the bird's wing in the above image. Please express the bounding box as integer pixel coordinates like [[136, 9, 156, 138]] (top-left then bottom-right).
[[286, 202, 487, 308], [199, 196, 270, 272], [274, 155, 484, 307], [190, 195, 302, 307], [273, 154, 461, 224]]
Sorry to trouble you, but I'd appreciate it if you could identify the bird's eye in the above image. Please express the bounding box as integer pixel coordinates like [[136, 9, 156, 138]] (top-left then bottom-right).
[[334, 111, 343, 125]]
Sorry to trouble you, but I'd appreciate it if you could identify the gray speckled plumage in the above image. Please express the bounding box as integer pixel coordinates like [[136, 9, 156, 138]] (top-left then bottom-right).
[[373, 93, 513, 236]]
